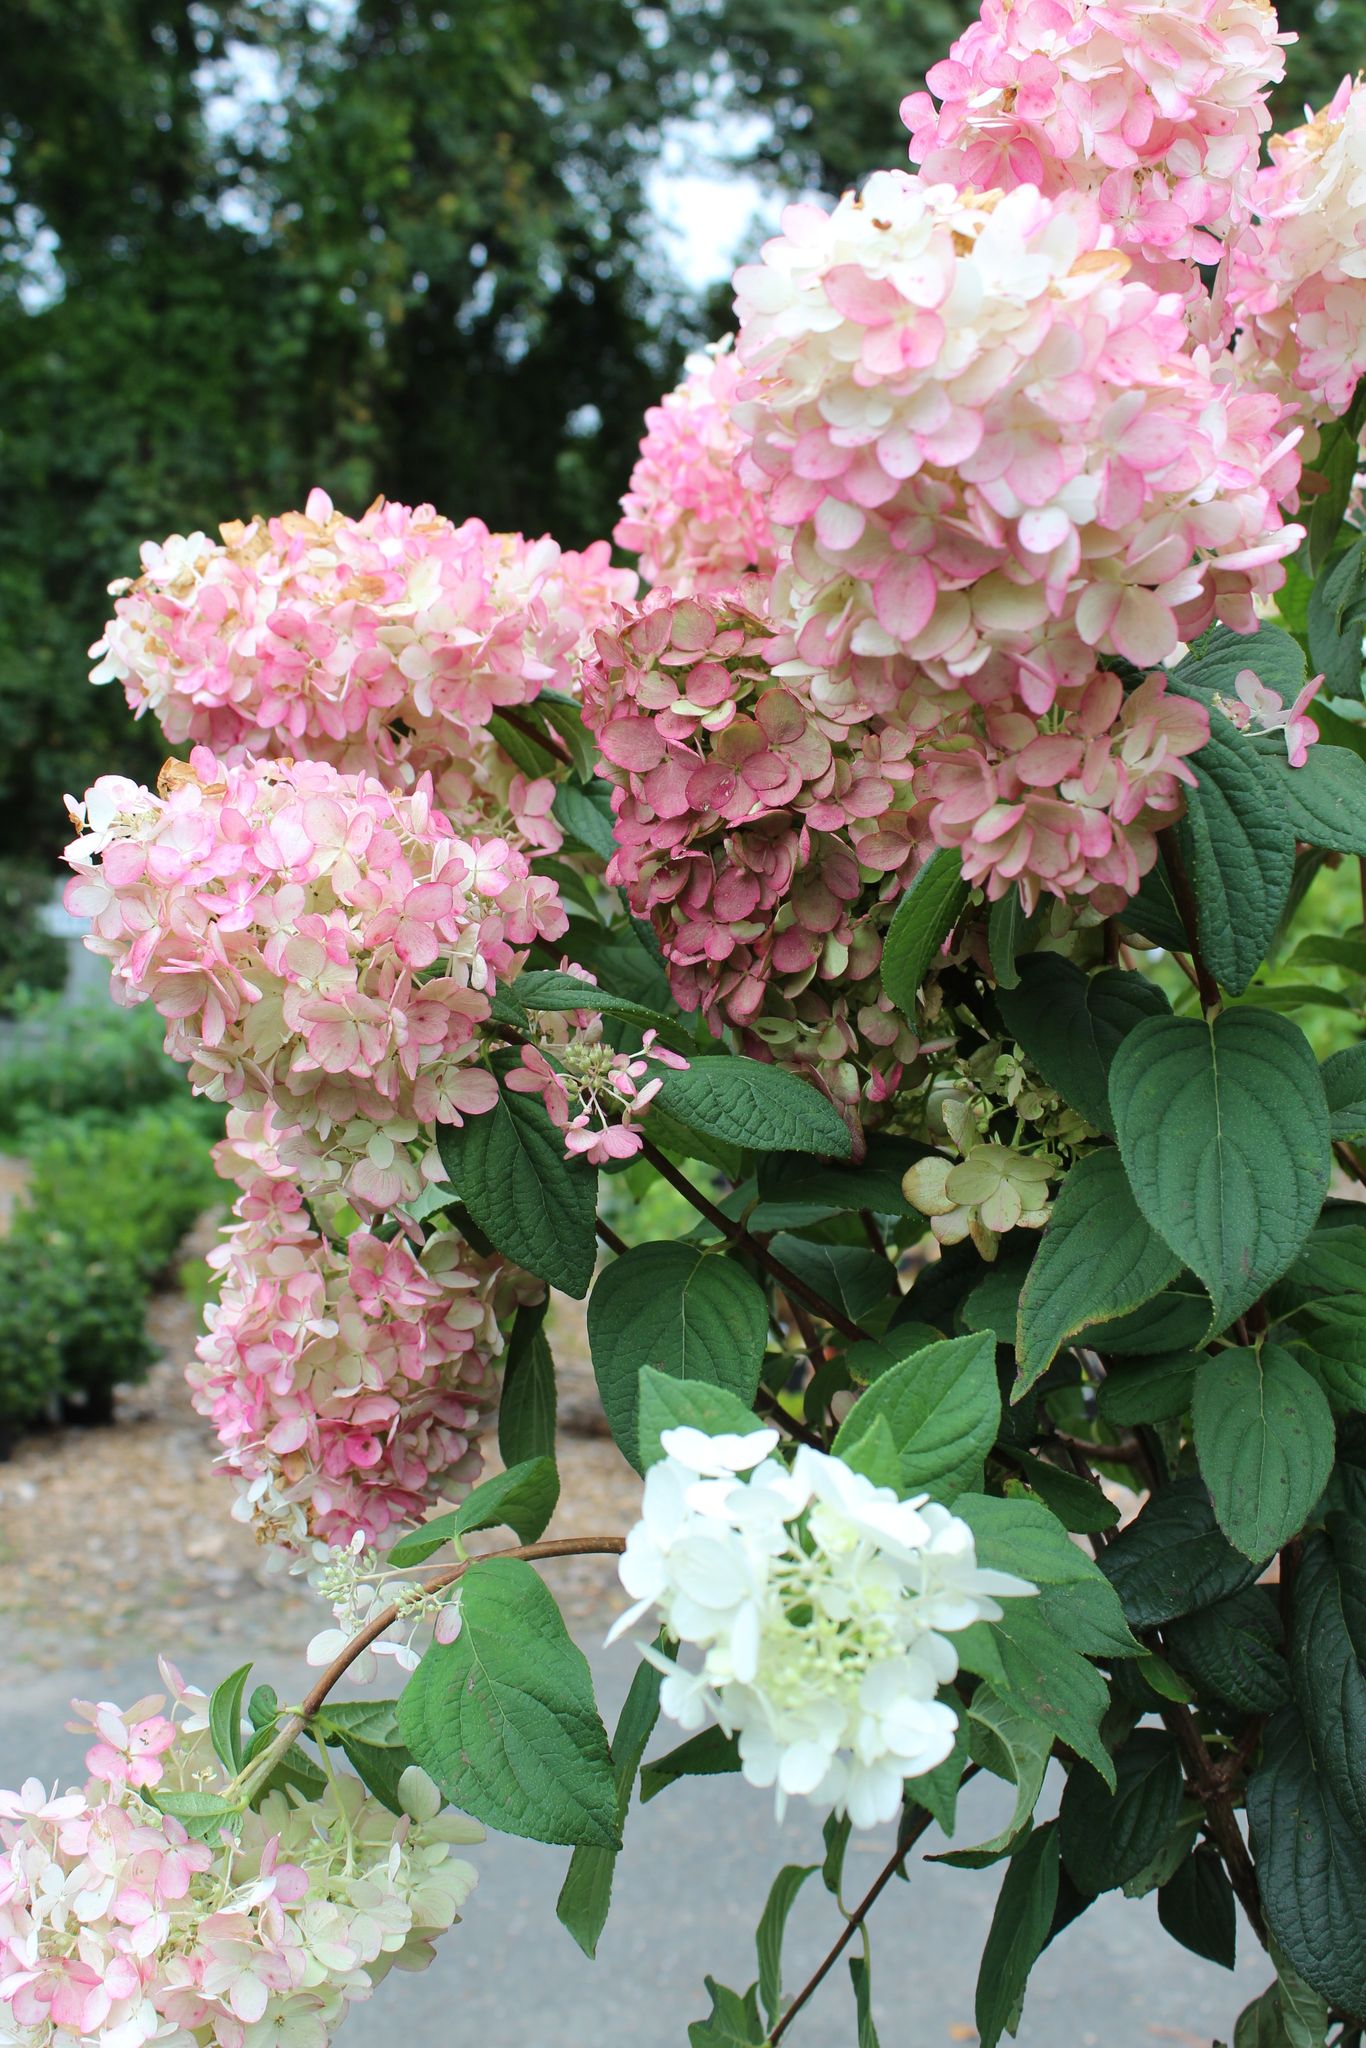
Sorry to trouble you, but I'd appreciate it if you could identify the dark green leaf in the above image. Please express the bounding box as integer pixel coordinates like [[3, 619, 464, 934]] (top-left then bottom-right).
[[751, 1138, 920, 1228], [997, 958, 1170, 1136], [1172, 702, 1295, 993], [989, 1605, 1114, 1785], [822, 1811, 853, 1896], [498, 1303, 557, 1467], [1274, 747, 1366, 857], [1016, 1150, 1180, 1395], [513, 968, 690, 1053], [961, 1689, 1052, 1858], [1099, 1477, 1263, 1629], [636, 1367, 764, 1471], [1296, 1323, 1366, 1414], [587, 1243, 767, 1474], [767, 1234, 896, 1326], [438, 1074, 598, 1297], [1322, 1043, 1366, 1142], [1309, 530, 1366, 688], [1083, 1286, 1215, 1356], [1193, 1345, 1335, 1560], [653, 1056, 851, 1159], [975, 1823, 1061, 2048], [552, 778, 619, 863], [987, 887, 1041, 990], [387, 1457, 561, 1565], [1108, 1011, 1331, 1329], [756, 1863, 816, 2028], [640, 1725, 741, 1803], [1000, 1453, 1120, 1533], [1175, 624, 1309, 710], [832, 1332, 999, 1498], [881, 848, 968, 1017], [1164, 1587, 1290, 1715], [1247, 1705, 1366, 2019], [1288, 1519, 1366, 1840], [208, 1663, 252, 1775], [1059, 1730, 1184, 1896], [398, 1557, 617, 1848], [687, 1977, 766, 2048], [1097, 1351, 1200, 1426], [1159, 1846, 1237, 1968], [1305, 410, 1366, 574], [556, 1654, 663, 1958], [848, 1955, 881, 2048]]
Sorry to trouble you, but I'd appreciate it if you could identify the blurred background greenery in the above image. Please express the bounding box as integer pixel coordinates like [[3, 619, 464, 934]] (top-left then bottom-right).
[[2, 0, 1361, 873]]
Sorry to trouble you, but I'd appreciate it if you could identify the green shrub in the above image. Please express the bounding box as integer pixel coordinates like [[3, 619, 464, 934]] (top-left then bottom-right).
[[0, 994, 223, 1144], [0, 863, 67, 1018], [19, 1109, 225, 1283], [0, 1228, 153, 1439]]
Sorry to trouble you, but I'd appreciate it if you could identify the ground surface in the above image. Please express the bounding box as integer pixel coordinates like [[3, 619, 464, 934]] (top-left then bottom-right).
[[0, 1224, 1275, 2043]]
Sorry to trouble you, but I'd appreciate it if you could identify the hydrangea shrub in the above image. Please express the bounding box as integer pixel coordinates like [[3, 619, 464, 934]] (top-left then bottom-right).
[[10, 1, 1366, 2041]]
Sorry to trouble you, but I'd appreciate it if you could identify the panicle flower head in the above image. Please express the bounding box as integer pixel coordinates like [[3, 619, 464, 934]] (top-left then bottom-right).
[[615, 340, 780, 596], [609, 1429, 1035, 1827], [189, 1183, 538, 1557], [0, 1679, 480, 2048], [733, 172, 1300, 701], [902, 0, 1289, 270], [1230, 76, 1366, 420], [88, 490, 636, 807], [62, 751, 567, 1210]]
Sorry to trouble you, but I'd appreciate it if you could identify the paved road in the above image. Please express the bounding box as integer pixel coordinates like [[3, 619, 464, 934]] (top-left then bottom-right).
[[0, 1641, 1269, 2047]]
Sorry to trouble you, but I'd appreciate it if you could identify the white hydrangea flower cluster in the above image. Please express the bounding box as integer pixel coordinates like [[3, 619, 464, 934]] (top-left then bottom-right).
[[609, 1429, 1036, 1827]]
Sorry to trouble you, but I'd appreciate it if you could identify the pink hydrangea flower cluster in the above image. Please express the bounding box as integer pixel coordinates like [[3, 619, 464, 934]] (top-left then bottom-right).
[[0, 1666, 480, 2048], [583, 587, 1209, 1115], [88, 490, 635, 849], [62, 750, 566, 1210], [1212, 664, 1322, 765], [732, 174, 1301, 709], [1230, 77, 1366, 420], [508, 967, 690, 1163], [614, 340, 780, 595], [901, 0, 1289, 271], [188, 1169, 537, 1556]]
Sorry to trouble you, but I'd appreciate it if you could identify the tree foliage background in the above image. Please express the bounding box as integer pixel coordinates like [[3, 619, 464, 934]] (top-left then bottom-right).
[[0, 0, 1359, 864]]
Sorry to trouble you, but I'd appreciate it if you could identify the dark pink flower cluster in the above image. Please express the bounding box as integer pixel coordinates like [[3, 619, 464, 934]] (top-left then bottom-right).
[[63, 749, 566, 1210], [902, 0, 1289, 271], [188, 1168, 535, 1555]]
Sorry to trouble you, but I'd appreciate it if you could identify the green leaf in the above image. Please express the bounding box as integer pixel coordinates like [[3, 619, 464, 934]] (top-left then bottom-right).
[[556, 1654, 662, 1959], [832, 1332, 999, 1498], [1176, 623, 1310, 710], [997, 958, 1170, 1136], [1247, 1705, 1366, 2020], [1309, 530, 1366, 689], [1273, 747, 1366, 857], [152, 1789, 236, 1839], [839, 1412, 902, 1489], [208, 1662, 252, 1775], [756, 1863, 816, 2028], [1158, 1846, 1236, 1969], [987, 887, 1041, 990], [1305, 403, 1366, 573], [1271, 1947, 1332, 2048], [1000, 1452, 1119, 1533], [640, 1725, 741, 1803], [1172, 701, 1296, 993], [822, 1812, 852, 1896], [535, 690, 600, 781], [398, 1557, 617, 1848], [687, 1977, 766, 2048], [848, 1955, 882, 2048], [961, 1689, 1052, 1858], [1321, 1043, 1366, 1141], [587, 1244, 767, 1474], [1059, 1730, 1184, 1896], [881, 848, 968, 1017], [335, 1723, 416, 1816], [636, 1367, 764, 1471], [1099, 1477, 1262, 1629], [1097, 1351, 1200, 1426], [1083, 1286, 1215, 1356], [767, 1234, 896, 1324], [1163, 1587, 1290, 1716], [975, 1823, 1061, 2048], [1192, 1345, 1335, 1560], [551, 778, 618, 863], [751, 1138, 920, 1228], [962, 1498, 1135, 1656], [387, 1457, 561, 1566], [1125, 860, 1191, 953], [653, 1056, 851, 1159], [1287, 1518, 1366, 1841], [1296, 1323, 1366, 1414], [498, 1303, 557, 1467], [438, 1073, 598, 1297], [989, 1605, 1114, 1785], [513, 968, 691, 1053], [1015, 1151, 1180, 1395], [1108, 1010, 1332, 1329]]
